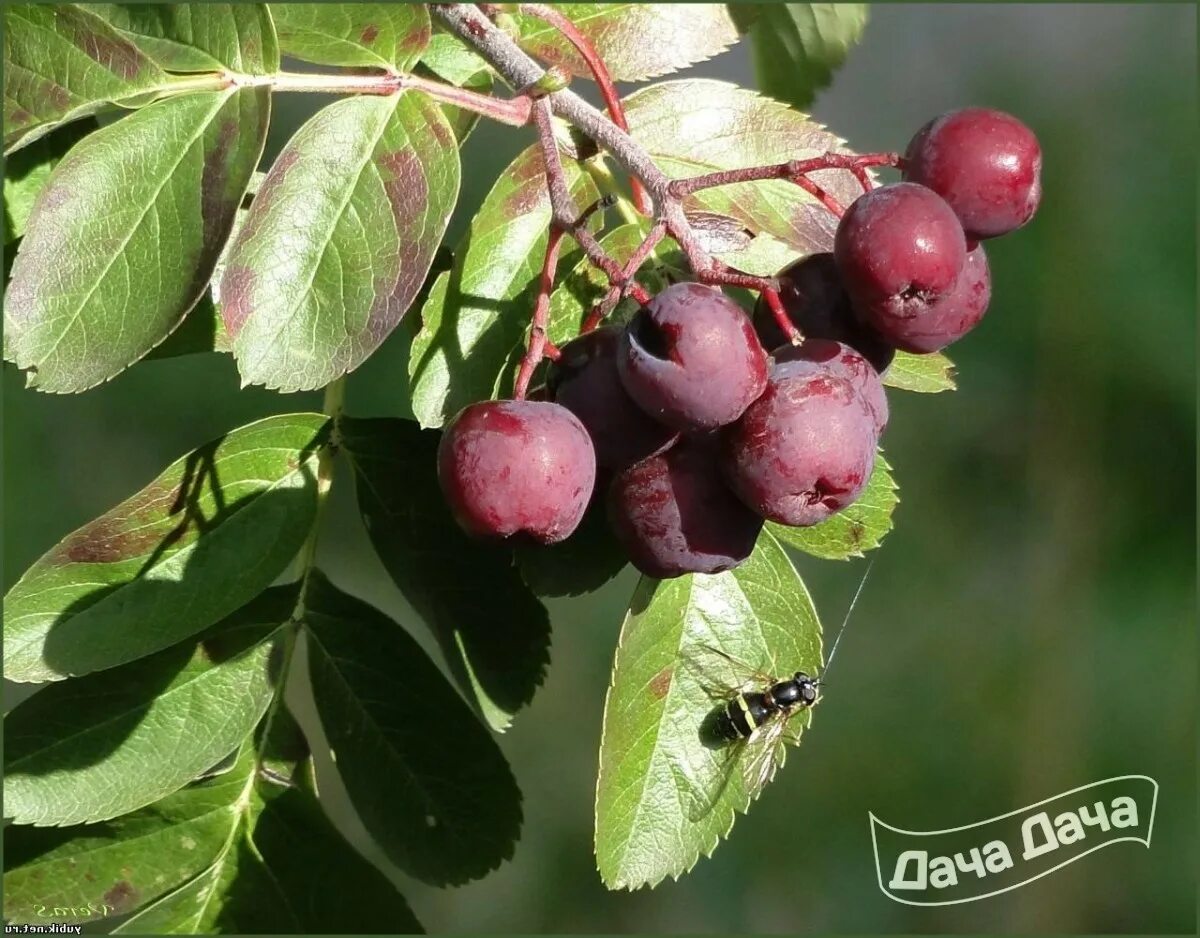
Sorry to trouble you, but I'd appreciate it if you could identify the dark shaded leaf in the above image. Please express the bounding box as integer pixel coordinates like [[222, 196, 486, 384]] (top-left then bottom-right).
[[3, 4, 167, 153], [408, 144, 598, 427], [4, 590, 293, 826], [5, 88, 269, 391], [221, 92, 459, 391], [515, 4, 739, 81], [3, 117, 96, 243], [82, 4, 280, 73], [595, 530, 822, 889], [768, 451, 898, 560], [269, 3, 430, 70], [304, 571, 523, 886], [3, 414, 328, 683], [883, 350, 957, 393], [340, 417, 549, 731], [516, 501, 628, 599]]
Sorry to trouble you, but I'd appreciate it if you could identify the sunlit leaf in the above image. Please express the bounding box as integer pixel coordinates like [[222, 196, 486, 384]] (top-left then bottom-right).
[[768, 451, 898, 560], [304, 571, 523, 886], [2, 117, 96, 243], [3, 414, 327, 683], [220, 92, 459, 391], [4, 592, 291, 826], [269, 3, 430, 70], [340, 417, 549, 732], [595, 530, 822, 889], [883, 350, 957, 393], [5, 88, 269, 391], [516, 4, 740, 81]]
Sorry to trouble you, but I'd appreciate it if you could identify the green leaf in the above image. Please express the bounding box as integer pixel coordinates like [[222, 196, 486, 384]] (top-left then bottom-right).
[[81, 4, 280, 74], [220, 92, 459, 392], [2, 117, 96, 243], [408, 144, 598, 427], [768, 452, 898, 560], [3, 4, 168, 153], [5, 88, 269, 392], [420, 31, 491, 86], [304, 571, 523, 886], [595, 530, 823, 889], [743, 4, 869, 111], [3, 746, 260, 923], [516, 502, 628, 599], [515, 4, 740, 82], [624, 79, 865, 259], [883, 350, 958, 393], [3, 591, 291, 827], [340, 417, 549, 732], [269, 3, 430, 70], [3, 413, 328, 684]]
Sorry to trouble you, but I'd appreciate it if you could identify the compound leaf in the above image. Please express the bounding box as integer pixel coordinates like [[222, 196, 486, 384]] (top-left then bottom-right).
[[768, 451, 898, 560], [741, 4, 869, 110], [595, 530, 822, 889], [220, 92, 459, 392], [883, 350, 957, 393], [408, 144, 597, 427], [3, 590, 292, 827], [269, 3, 430, 70], [3, 746, 260, 924], [3, 4, 168, 153], [3, 413, 328, 683], [624, 79, 864, 260], [304, 571, 523, 886], [82, 4, 279, 73], [5, 88, 269, 392], [515, 4, 740, 82], [340, 417, 549, 732]]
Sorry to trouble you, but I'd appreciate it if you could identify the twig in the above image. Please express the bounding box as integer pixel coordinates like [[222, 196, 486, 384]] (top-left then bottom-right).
[[513, 225, 565, 400]]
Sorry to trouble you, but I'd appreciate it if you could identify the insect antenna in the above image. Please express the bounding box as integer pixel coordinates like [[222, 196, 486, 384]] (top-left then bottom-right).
[[818, 556, 875, 682]]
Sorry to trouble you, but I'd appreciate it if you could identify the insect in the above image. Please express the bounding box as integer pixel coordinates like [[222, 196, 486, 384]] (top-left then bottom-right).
[[688, 559, 875, 812]]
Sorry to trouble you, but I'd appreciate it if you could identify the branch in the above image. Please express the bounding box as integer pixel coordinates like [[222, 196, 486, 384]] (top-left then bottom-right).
[[513, 225, 565, 401]]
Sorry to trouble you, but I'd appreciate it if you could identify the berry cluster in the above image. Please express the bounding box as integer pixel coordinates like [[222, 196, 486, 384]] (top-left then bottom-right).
[[438, 108, 1041, 577]]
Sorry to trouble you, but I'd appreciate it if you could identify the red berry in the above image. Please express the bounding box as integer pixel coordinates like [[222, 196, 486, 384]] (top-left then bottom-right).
[[438, 400, 595, 544], [773, 339, 889, 435], [903, 107, 1042, 240]]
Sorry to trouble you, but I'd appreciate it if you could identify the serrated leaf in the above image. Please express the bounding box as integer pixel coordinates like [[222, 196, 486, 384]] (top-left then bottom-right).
[[408, 144, 597, 427], [5, 87, 269, 391], [304, 571, 523, 886], [3, 414, 328, 683], [515, 4, 739, 82], [3, 4, 168, 153], [768, 451, 898, 560], [270, 3, 430, 70], [220, 92, 458, 392], [3, 591, 292, 827], [882, 350, 957, 393], [624, 79, 864, 259], [595, 530, 822, 889], [743, 4, 869, 110], [340, 417, 549, 732], [3, 117, 95, 243], [81, 4, 280, 73], [3, 746, 259, 923]]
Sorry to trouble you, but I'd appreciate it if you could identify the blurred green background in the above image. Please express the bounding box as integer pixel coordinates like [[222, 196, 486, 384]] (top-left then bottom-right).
[[4, 3, 1195, 933]]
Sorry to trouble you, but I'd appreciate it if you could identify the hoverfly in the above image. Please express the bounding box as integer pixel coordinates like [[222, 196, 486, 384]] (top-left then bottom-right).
[[685, 560, 873, 815]]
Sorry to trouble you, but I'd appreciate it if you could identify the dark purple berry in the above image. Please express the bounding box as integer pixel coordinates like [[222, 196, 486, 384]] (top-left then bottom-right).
[[438, 400, 595, 544], [834, 182, 967, 328], [617, 283, 769, 433], [753, 253, 895, 373], [903, 107, 1042, 240], [608, 438, 763, 578], [547, 327, 678, 473], [773, 339, 889, 435], [721, 356, 878, 527], [863, 243, 992, 353]]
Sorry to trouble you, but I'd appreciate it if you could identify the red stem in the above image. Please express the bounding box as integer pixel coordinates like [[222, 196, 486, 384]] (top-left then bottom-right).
[[761, 287, 801, 344], [513, 226, 566, 400], [517, 3, 650, 216]]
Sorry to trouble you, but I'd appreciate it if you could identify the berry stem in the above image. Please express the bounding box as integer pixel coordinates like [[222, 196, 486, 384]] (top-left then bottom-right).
[[513, 225, 565, 401], [761, 287, 803, 344]]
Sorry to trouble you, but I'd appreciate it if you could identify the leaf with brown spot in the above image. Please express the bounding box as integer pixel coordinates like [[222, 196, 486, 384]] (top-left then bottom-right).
[[220, 92, 459, 392], [5, 87, 269, 392], [269, 3, 429, 70], [3, 4, 169, 154], [3, 414, 328, 684]]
